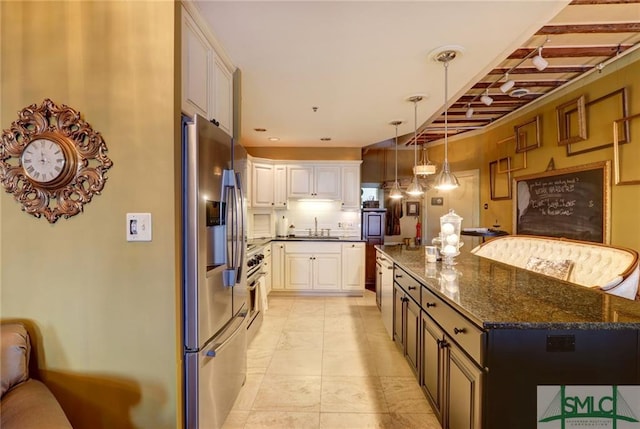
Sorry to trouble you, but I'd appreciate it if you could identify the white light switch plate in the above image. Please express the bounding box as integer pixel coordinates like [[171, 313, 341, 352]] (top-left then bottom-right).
[[126, 213, 152, 242]]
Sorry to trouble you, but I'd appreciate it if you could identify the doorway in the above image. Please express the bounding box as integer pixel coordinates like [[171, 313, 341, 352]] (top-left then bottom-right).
[[423, 169, 480, 250]]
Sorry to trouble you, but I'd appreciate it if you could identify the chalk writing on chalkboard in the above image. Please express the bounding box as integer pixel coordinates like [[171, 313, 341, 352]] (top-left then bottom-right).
[[513, 161, 610, 243]]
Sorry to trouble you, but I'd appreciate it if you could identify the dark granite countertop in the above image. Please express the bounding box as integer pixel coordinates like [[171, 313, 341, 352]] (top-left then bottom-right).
[[247, 236, 364, 251], [266, 236, 365, 243], [377, 245, 640, 329]]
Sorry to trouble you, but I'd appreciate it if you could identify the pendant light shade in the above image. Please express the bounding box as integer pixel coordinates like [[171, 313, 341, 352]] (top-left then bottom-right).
[[435, 161, 459, 190], [433, 48, 460, 191], [406, 95, 424, 196], [389, 120, 403, 200], [414, 144, 436, 176]]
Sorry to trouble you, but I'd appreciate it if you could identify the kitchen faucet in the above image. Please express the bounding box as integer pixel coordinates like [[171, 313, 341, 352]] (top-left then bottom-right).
[[314, 217, 318, 236]]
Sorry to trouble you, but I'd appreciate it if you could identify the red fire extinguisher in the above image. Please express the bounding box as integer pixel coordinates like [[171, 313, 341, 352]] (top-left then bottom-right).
[[416, 219, 422, 245]]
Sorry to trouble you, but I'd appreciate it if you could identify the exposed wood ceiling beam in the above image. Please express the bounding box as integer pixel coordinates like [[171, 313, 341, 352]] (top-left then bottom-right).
[[472, 80, 567, 89], [538, 23, 640, 34], [570, 0, 640, 5], [457, 94, 535, 103], [508, 45, 633, 58], [489, 66, 594, 74]]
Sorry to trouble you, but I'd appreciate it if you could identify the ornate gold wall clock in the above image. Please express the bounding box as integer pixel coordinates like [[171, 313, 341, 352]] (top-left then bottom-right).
[[0, 99, 113, 223]]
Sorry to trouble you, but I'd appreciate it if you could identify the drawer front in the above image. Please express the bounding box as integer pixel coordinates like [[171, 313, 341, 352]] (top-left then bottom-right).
[[422, 286, 484, 365], [394, 265, 421, 304]]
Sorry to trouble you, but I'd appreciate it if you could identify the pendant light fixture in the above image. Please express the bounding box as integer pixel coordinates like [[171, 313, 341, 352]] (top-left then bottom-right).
[[433, 48, 460, 191], [389, 120, 403, 200], [411, 96, 437, 177], [406, 95, 424, 196]]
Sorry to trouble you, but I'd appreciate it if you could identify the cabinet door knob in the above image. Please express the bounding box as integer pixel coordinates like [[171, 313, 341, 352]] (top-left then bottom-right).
[[408, 286, 417, 290], [395, 274, 403, 278], [454, 327, 466, 335], [425, 302, 436, 308]]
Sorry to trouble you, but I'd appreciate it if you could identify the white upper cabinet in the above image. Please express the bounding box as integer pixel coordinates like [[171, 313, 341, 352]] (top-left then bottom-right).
[[341, 165, 361, 210], [181, 5, 234, 135], [182, 11, 210, 119], [287, 164, 341, 200], [251, 162, 275, 208], [273, 165, 288, 208], [213, 56, 233, 135]]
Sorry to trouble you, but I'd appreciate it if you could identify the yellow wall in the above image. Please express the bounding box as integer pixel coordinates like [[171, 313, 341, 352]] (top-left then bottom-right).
[[468, 48, 640, 250], [363, 48, 640, 251], [1, 2, 179, 428]]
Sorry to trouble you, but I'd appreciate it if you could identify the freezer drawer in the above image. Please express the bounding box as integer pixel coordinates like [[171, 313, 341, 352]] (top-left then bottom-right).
[[185, 309, 247, 429]]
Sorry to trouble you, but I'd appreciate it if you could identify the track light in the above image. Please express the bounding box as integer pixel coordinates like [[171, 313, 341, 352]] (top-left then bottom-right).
[[532, 46, 548, 71], [499, 73, 514, 93], [465, 103, 474, 119], [480, 89, 493, 106]]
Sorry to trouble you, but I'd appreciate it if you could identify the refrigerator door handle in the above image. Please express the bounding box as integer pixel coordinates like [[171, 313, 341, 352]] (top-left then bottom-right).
[[234, 171, 246, 284], [204, 309, 247, 357], [221, 170, 237, 287]]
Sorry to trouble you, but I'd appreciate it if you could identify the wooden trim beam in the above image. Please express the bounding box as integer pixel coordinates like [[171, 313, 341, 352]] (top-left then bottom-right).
[[538, 23, 640, 34], [489, 66, 593, 74]]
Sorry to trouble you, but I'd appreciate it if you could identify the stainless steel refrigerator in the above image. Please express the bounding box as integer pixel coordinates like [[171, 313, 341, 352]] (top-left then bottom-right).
[[182, 113, 247, 429]]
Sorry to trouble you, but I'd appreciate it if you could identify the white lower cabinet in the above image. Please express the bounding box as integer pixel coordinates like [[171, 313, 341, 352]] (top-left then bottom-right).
[[342, 243, 365, 291], [270, 241, 365, 294], [271, 242, 285, 290], [284, 242, 341, 290], [263, 245, 272, 295]]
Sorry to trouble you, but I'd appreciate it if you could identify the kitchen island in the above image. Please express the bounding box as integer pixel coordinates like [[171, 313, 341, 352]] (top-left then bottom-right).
[[377, 244, 640, 429]]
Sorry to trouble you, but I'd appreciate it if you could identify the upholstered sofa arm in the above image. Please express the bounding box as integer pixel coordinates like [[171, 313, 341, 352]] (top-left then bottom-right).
[[471, 235, 640, 300], [0, 323, 72, 429]]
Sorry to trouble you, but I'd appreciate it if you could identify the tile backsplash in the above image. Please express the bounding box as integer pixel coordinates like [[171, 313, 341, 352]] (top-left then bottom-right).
[[248, 200, 361, 238]]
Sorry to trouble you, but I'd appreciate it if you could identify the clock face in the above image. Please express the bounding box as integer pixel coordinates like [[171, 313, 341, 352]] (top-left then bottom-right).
[[21, 138, 67, 183]]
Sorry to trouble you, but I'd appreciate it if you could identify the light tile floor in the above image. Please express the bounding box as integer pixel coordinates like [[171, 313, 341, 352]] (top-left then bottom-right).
[[222, 290, 442, 429]]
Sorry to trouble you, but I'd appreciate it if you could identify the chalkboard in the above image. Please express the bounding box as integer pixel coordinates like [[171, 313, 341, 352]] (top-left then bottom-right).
[[513, 161, 610, 243]]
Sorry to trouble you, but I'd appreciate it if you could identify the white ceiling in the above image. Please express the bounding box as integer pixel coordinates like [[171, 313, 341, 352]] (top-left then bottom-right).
[[194, 1, 571, 148]]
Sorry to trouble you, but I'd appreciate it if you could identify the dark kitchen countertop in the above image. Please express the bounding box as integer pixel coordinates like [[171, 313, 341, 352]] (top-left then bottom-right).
[[377, 245, 640, 330], [248, 236, 364, 248]]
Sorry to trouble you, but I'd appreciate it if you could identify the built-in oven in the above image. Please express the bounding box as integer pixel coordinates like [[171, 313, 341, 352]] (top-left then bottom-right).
[[246, 243, 267, 343]]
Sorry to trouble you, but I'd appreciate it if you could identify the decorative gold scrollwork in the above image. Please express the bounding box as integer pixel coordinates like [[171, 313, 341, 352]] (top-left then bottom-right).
[[0, 99, 113, 223]]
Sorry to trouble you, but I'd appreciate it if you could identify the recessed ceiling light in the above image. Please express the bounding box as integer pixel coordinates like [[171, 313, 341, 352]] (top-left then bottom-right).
[[254, 128, 267, 132], [320, 137, 331, 141], [268, 137, 280, 142]]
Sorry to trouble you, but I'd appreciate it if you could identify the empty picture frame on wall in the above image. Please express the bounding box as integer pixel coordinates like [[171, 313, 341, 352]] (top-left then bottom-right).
[[556, 95, 587, 146], [515, 115, 541, 153], [490, 160, 511, 200], [566, 87, 629, 156], [497, 135, 527, 173], [406, 201, 420, 216], [613, 113, 640, 185]]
